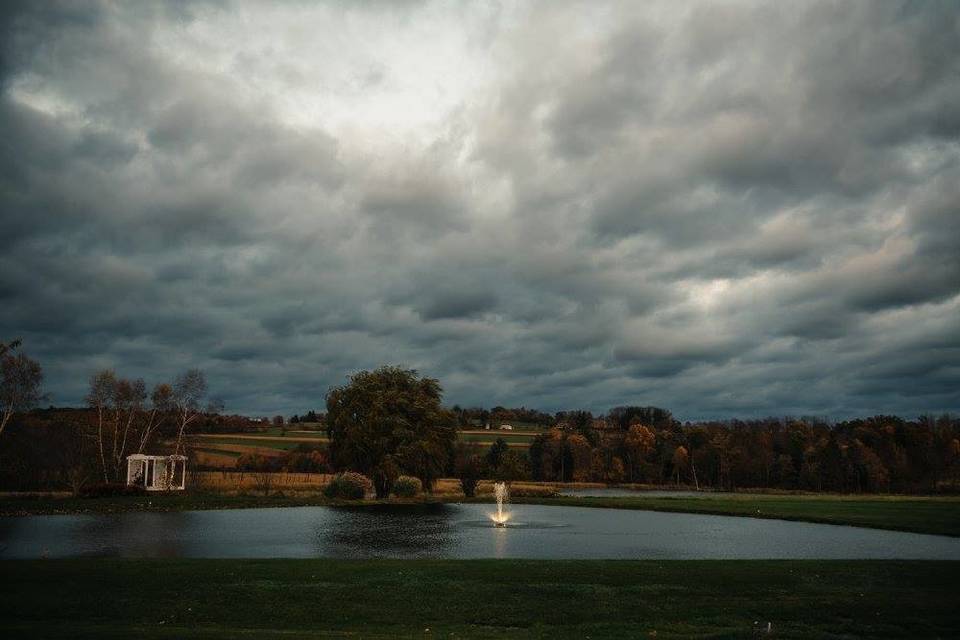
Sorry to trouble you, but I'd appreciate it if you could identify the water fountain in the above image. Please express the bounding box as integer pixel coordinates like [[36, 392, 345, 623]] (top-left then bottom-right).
[[491, 481, 510, 527]]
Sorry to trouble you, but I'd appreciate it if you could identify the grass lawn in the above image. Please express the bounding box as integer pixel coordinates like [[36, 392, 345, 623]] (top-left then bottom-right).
[[519, 494, 960, 537], [0, 493, 330, 516], [1, 559, 958, 638], [253, 426, 325, 436], [459, 430, 537, 443]]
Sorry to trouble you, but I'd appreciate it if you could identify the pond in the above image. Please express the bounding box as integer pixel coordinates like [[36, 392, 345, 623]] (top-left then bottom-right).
[[2, 503, 959, 560]]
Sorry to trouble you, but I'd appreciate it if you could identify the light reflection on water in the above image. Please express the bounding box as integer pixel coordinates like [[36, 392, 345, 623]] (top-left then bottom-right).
[[2, 503, 960, 560]]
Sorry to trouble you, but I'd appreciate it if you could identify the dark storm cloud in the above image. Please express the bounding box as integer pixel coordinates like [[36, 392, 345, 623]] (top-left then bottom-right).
[[1, 1, 958, 418]]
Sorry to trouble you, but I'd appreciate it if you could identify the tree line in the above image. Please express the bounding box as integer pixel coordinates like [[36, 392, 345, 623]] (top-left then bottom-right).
[[519, 412, 960, 493], [2, 350, 958, 495], [323, 367, 960, 496]]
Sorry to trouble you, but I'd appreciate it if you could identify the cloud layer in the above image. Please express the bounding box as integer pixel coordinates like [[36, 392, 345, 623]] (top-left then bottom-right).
[[1, 1, 958, 418]]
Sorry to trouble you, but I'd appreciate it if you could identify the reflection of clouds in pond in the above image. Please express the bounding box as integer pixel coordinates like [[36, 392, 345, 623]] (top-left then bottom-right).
[[316, 504, 455, 558], [76, 512, 193, 558], [5, 504, 960, 560]]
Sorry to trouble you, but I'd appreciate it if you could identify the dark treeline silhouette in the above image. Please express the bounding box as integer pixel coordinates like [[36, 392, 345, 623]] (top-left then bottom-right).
[[2, 402, 959, 494], [0, 403, 232, 491], [452, 405, 555, 427], [515, 409, 960, 493], [289, 410, 324, 424]]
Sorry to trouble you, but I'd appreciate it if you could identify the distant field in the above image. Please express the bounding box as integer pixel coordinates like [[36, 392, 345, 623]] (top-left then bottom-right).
[[189, 430, 534, 461], [192, 447, 242, 458], [192, 437, 318, 451], [459, 430, 535, 446], [468, 420, 548, 432], [247, 426, 324, 436], [3, 559, 958, 638]]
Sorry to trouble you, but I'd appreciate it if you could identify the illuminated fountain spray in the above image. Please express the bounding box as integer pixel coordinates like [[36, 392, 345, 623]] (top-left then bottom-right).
[[492, 481, 510, 527]]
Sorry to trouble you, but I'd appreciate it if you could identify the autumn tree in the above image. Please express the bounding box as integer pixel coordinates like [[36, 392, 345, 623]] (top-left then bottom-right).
[[623, 423, 656, 482], [567, 433, 593, 481], [485, 438, 509, 473], [671, 445, 689, 485], [325, 366, 456, 498], [493, 449, 531, 482]]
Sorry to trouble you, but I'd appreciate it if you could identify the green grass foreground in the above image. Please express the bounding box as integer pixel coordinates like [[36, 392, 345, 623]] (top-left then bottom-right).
[[1, 560, 958, 638]]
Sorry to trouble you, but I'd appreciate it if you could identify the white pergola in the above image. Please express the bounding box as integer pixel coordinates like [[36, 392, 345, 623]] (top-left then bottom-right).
[[126, 454, 187, 491]]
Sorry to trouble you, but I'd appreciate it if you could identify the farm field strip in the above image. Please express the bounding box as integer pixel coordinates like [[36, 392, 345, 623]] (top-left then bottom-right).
[[459, 429, 538, 438], [193, 434, 328, 443], [192, 443, 290, 457], [190, 432, 534, 452]]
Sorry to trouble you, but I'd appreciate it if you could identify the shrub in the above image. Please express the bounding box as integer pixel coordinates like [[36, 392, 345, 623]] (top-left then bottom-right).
[[323, 472, 372, 500], [237, 453, 279, 472], [459, 475, 479, 498], [79, 483, 148, 498], [252, 471, 275, 496], [392, 475, 422, 498], [455, 449, 483, 498]]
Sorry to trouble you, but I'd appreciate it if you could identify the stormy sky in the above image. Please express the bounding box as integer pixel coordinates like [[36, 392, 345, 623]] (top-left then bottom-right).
[[1, 1, 958, 419]]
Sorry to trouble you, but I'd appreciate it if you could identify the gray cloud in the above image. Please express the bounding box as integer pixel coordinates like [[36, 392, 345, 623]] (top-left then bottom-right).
[[1, 1, 958, 419]]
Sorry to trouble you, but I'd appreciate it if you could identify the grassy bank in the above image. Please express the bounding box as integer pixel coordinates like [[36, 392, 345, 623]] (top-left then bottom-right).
[[0, 492, 334, 516], [1, 559, 958, 638], [511, 494, 960, 538], [4, 489, 960, 537]]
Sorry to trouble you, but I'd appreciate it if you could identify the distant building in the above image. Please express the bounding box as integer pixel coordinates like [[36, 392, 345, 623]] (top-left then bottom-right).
[[499, 424, 513, 430]]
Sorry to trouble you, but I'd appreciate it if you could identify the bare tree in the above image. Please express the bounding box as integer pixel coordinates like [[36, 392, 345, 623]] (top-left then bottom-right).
[[172, 369, 220, 455], [110, 377, 145, 481], [0, 339, 45, 438], [86, 370, 117, 482], [86, 371, 176, 482], [137, 383, 173, 453]]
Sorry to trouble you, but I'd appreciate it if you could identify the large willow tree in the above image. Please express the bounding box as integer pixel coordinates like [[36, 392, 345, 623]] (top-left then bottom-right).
[[326, 366, 456, 498]]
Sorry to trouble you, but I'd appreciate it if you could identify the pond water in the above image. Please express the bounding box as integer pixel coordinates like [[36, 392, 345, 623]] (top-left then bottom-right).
[[2, 503, 959, 560]]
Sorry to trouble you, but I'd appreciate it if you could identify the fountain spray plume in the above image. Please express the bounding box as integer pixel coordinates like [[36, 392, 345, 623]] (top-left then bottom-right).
[[492, 481, 510, 527]]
